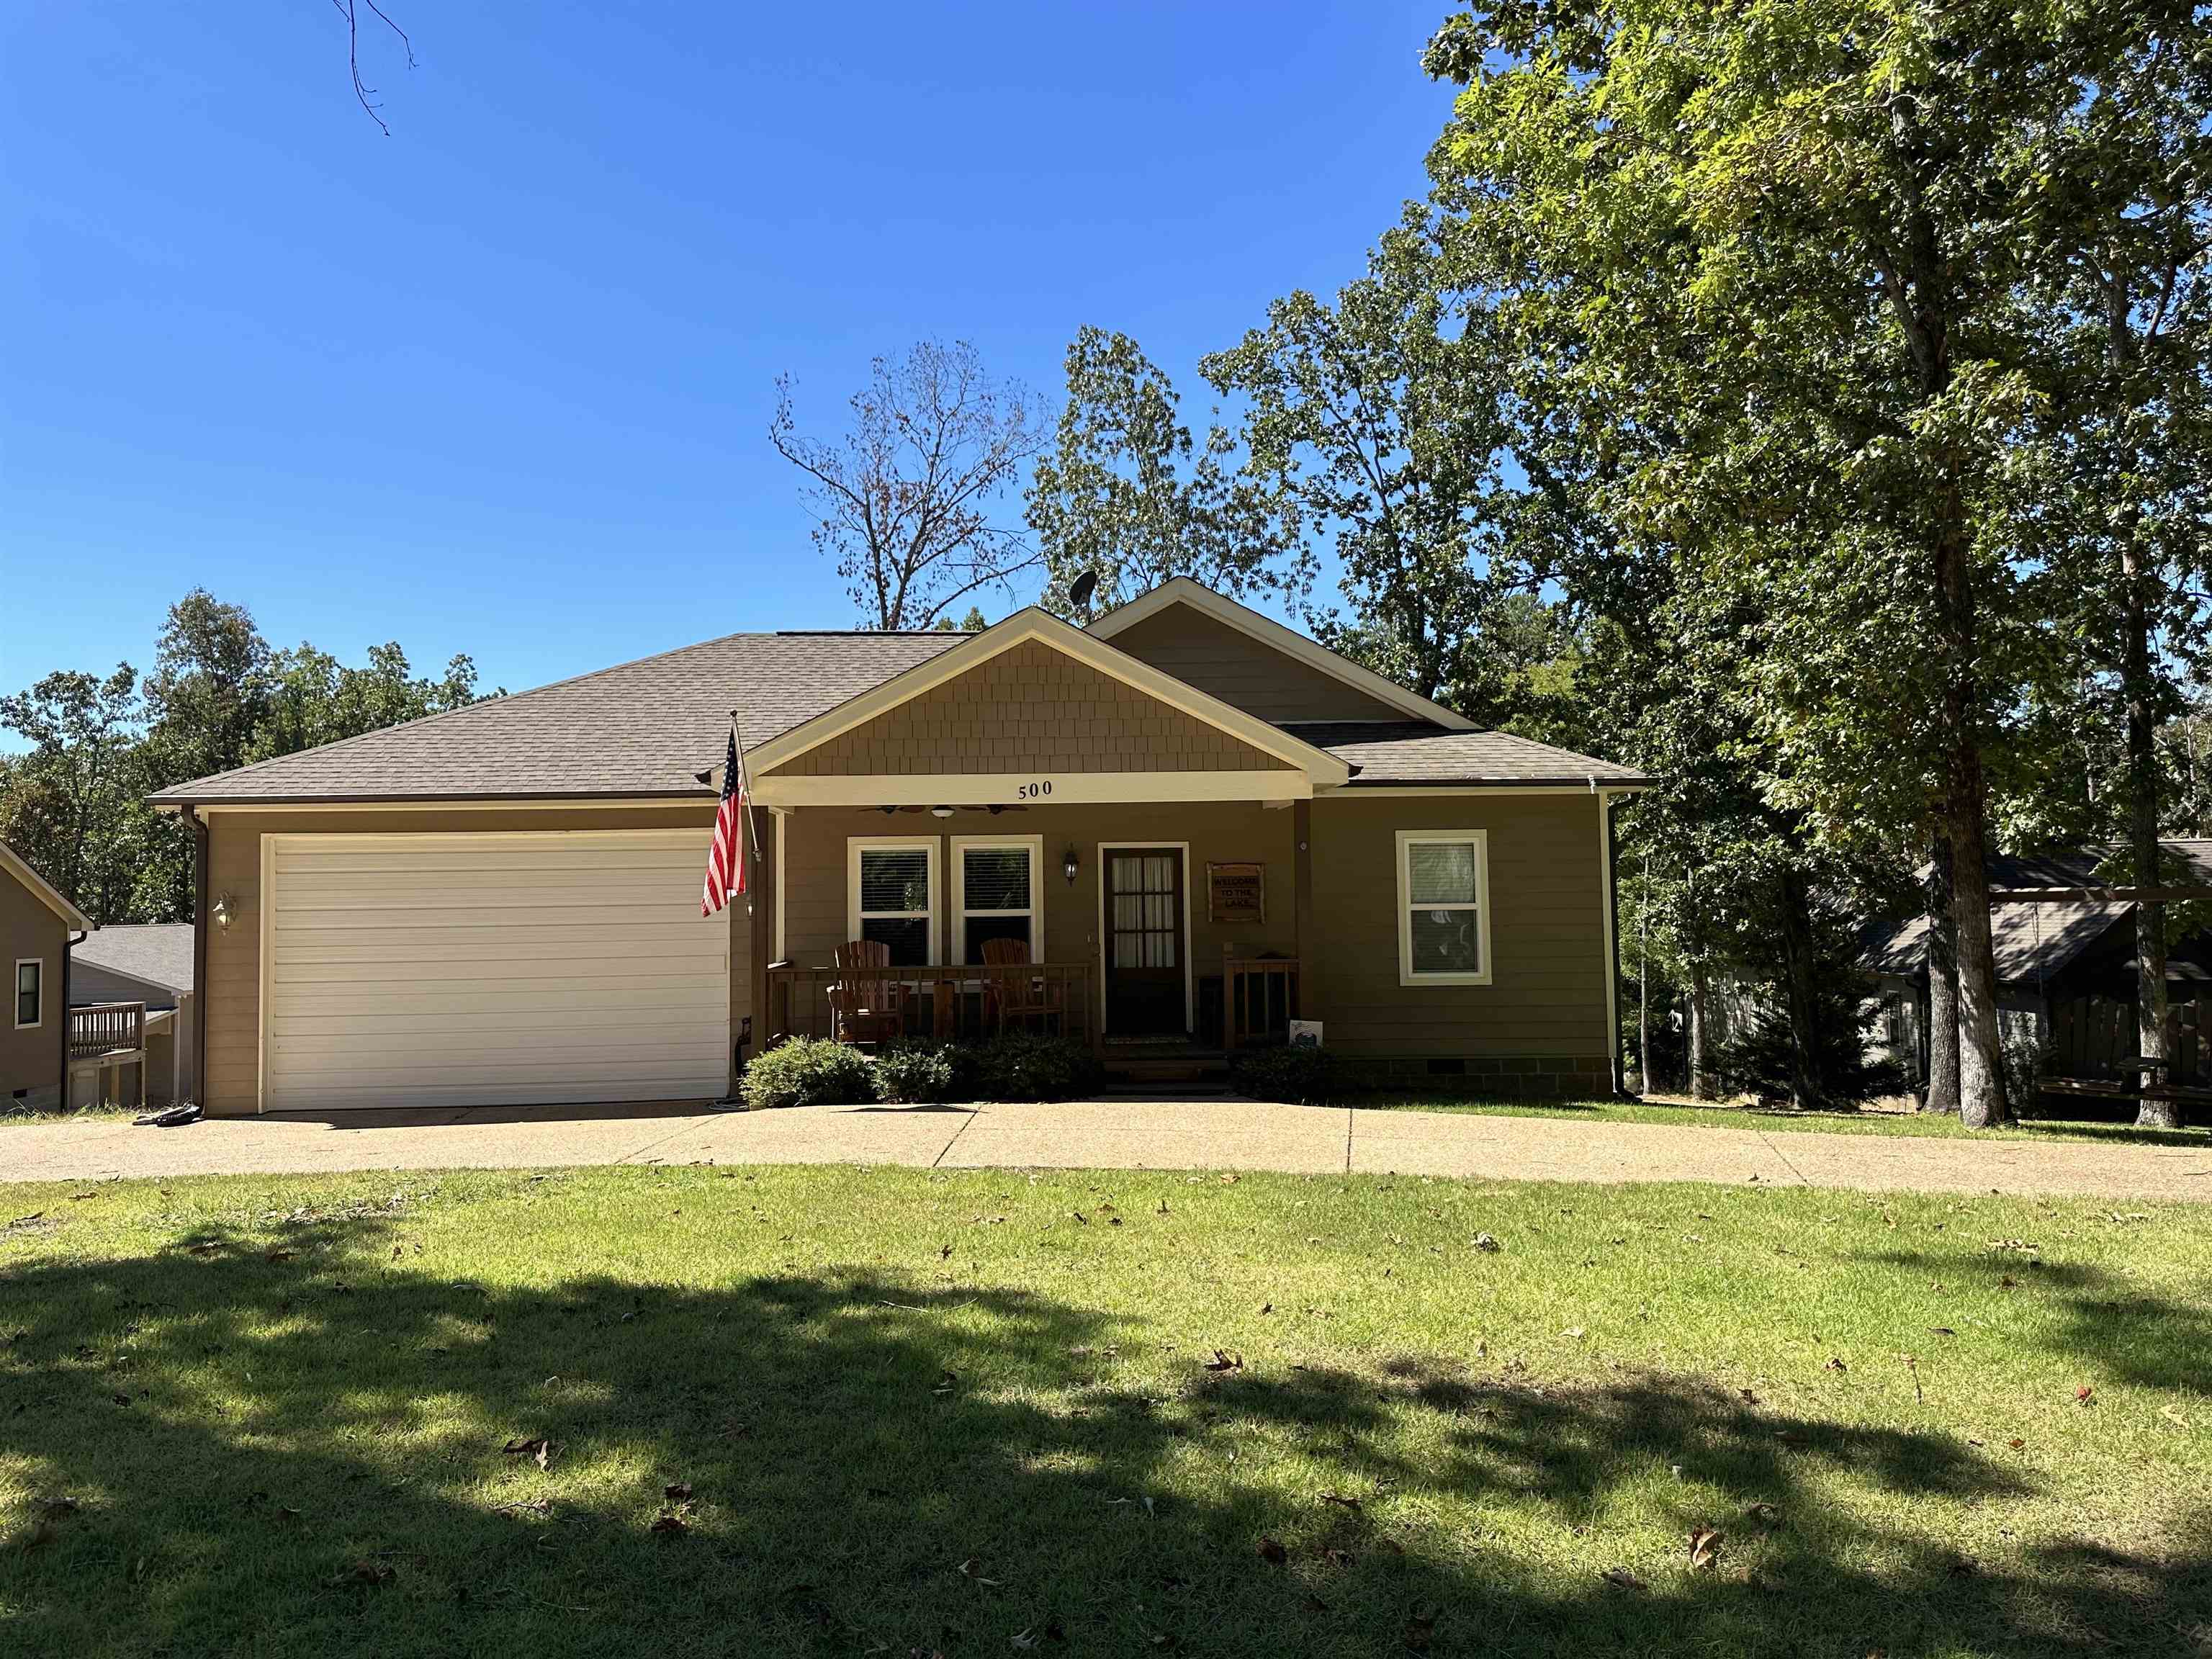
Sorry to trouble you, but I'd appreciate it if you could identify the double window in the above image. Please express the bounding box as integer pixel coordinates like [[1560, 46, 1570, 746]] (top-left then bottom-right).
[[1395, 831, 1491, 986], [14, 958, 42, 1028], [846, 836, 1044, 967]]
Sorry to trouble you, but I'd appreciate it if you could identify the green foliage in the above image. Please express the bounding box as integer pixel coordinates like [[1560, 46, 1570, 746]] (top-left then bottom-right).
[[739, 1037, 880, 1110], [1711, 971, 1905, 1107], [871, 1041, 959, 1105], [1026, 326, 1300, 616], [966, 1032, 1099, 1102], [1228, 1043, 1339, 1105]]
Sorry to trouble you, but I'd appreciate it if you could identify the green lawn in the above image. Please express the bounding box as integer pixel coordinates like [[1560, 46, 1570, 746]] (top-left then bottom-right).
[[1, 1166, 2206, 1658], [1354, 1092, 2212, 1147]]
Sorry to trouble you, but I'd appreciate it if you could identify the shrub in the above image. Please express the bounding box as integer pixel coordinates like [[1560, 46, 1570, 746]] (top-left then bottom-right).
[[1230, 1043, 1340, 1105], [872, 1041, 959, 1105], [739, 1037, 878, 1110], [969, 1032, 1100, 1102]]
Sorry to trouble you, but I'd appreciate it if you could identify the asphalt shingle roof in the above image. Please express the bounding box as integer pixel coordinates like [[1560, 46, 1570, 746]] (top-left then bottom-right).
[[73, 925, 194, 994], [150, 631, 968, 805], [1287, 722, 1653, 786], [148, 637, 1650, 805]]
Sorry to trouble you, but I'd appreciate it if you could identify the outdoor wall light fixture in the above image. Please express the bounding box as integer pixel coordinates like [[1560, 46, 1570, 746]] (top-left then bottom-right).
[[212, 894, 233, 932], [930, 805, 955, 818], [1062, 847, 1080, 884]]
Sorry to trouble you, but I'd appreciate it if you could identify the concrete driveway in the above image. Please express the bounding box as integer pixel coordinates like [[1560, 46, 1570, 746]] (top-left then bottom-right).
[[4, 1099, 2210, 1201]]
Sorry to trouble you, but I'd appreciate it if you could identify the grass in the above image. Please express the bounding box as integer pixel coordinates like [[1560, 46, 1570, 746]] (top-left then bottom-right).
[[0, 1101, 142, 1128], [1354, 1091, 2212, 1147], [1, 1166, 2206, 1658]]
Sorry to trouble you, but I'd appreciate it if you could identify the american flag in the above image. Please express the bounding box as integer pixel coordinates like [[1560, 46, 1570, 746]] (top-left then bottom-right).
[[701, 726, 747, 917]]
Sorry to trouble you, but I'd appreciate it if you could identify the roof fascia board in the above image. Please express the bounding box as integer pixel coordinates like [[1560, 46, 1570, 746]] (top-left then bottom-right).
[[0, 843, 92, 930], [1088, 577, 1478, 732], [751, 770, 1311, 808], [174, 796, 713, 815], [745, 608, 1351, 786], [1318, 781, 1654, 797]]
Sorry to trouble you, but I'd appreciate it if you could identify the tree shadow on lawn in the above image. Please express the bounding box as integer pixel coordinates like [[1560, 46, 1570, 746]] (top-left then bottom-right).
[[0, 1210, 2203, 1658]]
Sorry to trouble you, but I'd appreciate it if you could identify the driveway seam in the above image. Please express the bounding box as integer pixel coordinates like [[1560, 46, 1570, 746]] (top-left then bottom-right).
[[615, 1115, 720, 1167], [1344, 1107, 1354, 1174], [1758, 1129, 1812, 1186], [930, 1108, 980, 1169]]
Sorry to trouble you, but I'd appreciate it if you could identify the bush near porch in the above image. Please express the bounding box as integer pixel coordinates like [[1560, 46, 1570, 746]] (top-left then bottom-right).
[[740, 1033, 1100, 1111]]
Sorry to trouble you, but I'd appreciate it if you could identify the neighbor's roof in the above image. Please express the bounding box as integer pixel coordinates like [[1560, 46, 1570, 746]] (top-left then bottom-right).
[[72, 924, 194, 996], [149, 630, 969, 805], [1286, 723, 1654, 787], [0, 840, 92, 930], [1864, 902, 2133, 984]]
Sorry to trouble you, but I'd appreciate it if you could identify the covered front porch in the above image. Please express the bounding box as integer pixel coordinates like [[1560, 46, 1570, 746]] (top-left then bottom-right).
[[754, 800, 1310, 1062]]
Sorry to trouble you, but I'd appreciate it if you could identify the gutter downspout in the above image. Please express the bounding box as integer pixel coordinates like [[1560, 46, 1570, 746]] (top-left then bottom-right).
[[61, 930, 85, 1108], [186, 806, 210, 1109]]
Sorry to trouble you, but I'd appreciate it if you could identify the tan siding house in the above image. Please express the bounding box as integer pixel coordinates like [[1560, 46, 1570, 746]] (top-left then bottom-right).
[[151, 578, 1649, 1113]]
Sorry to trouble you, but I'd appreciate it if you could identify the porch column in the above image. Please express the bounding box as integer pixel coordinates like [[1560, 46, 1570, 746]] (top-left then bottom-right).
[[745, 802, 778, 1081], [1293, 798, 1313, 1022]]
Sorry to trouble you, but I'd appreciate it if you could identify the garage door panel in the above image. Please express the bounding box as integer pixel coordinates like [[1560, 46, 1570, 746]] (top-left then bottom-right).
[[263, 830, 729, 1111]]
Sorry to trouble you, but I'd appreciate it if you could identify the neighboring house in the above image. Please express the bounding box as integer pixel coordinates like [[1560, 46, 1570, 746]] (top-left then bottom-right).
[[1, 840, 90, 1110], [71, 925, 197, 1107], [148, 580, 1653, 1115], [1863, 841, 2212, 1089]]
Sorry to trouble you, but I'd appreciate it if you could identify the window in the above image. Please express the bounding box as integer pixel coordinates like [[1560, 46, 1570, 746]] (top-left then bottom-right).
[[952, 836, 1041, 963], [14, 958, 42, 1029], [848, 839, 939, 966], [1395, 831, 1491, 986]]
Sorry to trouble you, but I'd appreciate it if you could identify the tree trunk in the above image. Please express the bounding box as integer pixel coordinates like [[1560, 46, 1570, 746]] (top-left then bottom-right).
[[1923, 832, 1961, 1115], [1777, 867, 1825, 1110], [2123, 544, 2177, 1128], [1687, 957, 1714, 1100]]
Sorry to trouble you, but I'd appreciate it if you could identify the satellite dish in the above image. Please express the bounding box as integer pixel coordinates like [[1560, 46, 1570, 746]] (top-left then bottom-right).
[[1067, 570, 1098, 614]]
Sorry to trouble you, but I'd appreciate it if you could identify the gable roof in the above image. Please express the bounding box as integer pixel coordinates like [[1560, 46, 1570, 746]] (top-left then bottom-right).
[[1, 841, 91, 930], [1286, 722, 1654, 788], [744, 606, 1352, 785], [1088, 578, 1477, 732], [72, 924, 194, 995], [149, 630, 968, 806]]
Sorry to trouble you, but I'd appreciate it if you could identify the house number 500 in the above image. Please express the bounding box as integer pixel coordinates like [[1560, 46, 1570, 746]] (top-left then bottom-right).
[[1017, 781, 1053, 799]]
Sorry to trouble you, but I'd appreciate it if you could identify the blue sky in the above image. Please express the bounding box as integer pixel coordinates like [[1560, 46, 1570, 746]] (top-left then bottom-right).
[[3, 1, 1456, 710]]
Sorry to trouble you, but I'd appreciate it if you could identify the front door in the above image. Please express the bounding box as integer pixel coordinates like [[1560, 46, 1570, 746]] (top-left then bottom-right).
[[1105, 847, 1185, 1035]]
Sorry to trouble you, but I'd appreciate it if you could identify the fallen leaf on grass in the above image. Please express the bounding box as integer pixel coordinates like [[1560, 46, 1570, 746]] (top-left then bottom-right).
[[1318, 1493, 1362, 1511], [1688, 1526, 1724, 1570], [501, 1437, 552, 1470], [1256, 1537, 1287, 1564], [1742, 1501, 1781, 1527], [493, 1498, 552, 1516], [1203, 1350, 1243, 1372], [265, 1249, 295, 1264], [1601, 1567, 1648, 1591], [2008, 1437, 2026, 1450], [1473, 1233, 1501, 1253], [649, 1511, 688, 1535], [1825, 1357, 1848, 1373], [933, 1370, 960, 1395], [2076, 1386, 2095, 1406], [1323, 1547, 1356, 1568], [325, 1560, 394, 1588], [663, 1481, 692, 1502]]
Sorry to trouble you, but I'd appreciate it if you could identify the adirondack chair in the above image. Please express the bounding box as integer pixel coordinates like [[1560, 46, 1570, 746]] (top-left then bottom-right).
[[981, 936, 1058, 1035], [830, 940, 904, 1046]]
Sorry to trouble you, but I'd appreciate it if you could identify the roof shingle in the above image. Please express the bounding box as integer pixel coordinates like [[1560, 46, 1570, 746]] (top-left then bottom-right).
[[1285, 723, 1653, 786]]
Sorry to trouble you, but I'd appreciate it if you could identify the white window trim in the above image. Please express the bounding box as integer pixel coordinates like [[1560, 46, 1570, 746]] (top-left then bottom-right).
[[1395, 830, 1493, 986], [846, 837, 941, 966], [950, 835, 1044, 964], [14, 957, 44, 1029]]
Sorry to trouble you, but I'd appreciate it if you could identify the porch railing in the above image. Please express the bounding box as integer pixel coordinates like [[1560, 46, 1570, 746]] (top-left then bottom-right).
[[768, 962, 1097, 1051], [1223, 953, 1300, 1049], [71, 1001, 145, 1062]]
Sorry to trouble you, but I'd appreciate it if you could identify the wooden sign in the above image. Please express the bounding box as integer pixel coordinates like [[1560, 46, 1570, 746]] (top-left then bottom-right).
[[1207, 861, 1265, 924]]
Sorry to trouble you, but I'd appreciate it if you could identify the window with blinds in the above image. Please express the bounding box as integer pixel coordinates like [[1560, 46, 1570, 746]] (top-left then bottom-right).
[[1395, 831, 1491, 985], [850, 842, 937, 966], [955, 839, 1038, 963]]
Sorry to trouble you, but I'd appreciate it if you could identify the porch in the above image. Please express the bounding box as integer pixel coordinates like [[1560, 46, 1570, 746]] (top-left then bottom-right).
[[68, 1000, 150, 1110]]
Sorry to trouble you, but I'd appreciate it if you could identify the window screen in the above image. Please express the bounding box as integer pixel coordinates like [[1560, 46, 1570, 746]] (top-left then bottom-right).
[[1400, 836, 1485, 979], [856, 847, 933, 967]]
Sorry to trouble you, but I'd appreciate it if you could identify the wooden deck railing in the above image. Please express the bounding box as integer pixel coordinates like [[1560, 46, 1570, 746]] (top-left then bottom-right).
[[1223, 953, 1300, 1049], [70, 1002, 145, 1062], [768, 962, 1097, 1051]]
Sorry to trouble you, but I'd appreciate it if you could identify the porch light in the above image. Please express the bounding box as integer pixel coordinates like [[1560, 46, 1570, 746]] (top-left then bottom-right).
[[212, 894, 232, 931], [1062, 846, 1079, 884], [930, 805, 954, 819]]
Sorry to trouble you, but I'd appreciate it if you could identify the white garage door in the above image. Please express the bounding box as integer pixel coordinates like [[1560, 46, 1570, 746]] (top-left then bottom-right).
[[262, 830, 729, 1112]]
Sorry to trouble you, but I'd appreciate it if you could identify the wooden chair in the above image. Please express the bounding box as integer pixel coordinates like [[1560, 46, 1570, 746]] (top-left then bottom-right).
[[981, 937, 1058, 1035], [830, 940, 904, 1046]]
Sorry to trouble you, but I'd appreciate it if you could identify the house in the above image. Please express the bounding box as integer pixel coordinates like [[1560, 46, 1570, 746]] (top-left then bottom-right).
[[1863, 841, 2212, 1089], [146, 580, 1653, 1115], [1, 840, 90, 1110], [71, 925, 196, 1107]]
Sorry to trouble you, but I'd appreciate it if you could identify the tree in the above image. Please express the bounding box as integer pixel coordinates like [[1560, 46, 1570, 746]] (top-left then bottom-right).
[[771, 341, 1045, 631], [253, 642, 485, 760], [1026, 327, 1298, 617], [1201, 216, 1529, 706], [0, 667, 148, 925]]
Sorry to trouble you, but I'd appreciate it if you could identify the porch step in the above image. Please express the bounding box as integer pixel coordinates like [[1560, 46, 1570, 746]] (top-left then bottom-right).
[[1100, 1050, 1232, 1089]]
